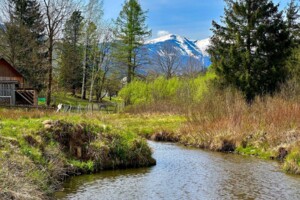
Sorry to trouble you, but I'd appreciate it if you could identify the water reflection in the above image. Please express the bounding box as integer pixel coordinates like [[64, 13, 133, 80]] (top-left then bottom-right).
[[55, 167, 152, 199], [56, 142, 300, 200]]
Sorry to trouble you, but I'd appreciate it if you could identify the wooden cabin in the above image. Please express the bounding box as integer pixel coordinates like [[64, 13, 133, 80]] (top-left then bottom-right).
[[0, 58, 37, 106]]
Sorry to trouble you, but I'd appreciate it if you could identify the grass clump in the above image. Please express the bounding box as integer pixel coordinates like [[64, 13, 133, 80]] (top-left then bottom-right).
[[69, 160, 95, 173], [235, 146, 273, 159], [0, 110, 159, 199], [283, 145, 300, 175]]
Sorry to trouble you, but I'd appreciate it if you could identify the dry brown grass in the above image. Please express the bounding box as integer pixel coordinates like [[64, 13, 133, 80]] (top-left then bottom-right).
[[0, 108, 54, 120], [125, 100, 187, 114], [0, 155, 45, 200], [181, 88, 300, 149], [122, 83, 300, 165]]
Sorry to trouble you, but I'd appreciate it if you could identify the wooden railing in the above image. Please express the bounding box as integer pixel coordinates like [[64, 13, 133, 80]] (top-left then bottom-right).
[[16, 89, 37, 106]]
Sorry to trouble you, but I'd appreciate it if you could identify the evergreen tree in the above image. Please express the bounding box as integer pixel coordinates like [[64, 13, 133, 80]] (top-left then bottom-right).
[[12, 0, 45, 41], [59, 10, 84, 95], [285, 0, 300, 81], [286, 0, 300, 46], [4, 0, 46, 91], [208, 0, 292, 103], [113, 0, 151, 83]]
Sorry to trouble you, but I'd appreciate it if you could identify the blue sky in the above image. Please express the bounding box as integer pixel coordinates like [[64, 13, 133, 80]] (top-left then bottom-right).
[[104, 0, 291, 40]]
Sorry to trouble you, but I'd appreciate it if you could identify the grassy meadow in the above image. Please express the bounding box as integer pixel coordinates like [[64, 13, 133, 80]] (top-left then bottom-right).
[[2, 71, 300, 199]]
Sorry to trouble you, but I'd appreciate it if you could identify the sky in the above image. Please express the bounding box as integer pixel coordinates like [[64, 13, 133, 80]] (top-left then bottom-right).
[[103, 0, 291, 40]]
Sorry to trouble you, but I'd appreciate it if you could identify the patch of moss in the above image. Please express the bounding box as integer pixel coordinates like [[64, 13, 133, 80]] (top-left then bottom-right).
[[235, 145, 273, 159], [283, 147, 300, 175]]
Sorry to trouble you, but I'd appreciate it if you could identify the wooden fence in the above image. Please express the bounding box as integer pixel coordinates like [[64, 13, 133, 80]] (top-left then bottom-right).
[[0, 102, 125, 114]]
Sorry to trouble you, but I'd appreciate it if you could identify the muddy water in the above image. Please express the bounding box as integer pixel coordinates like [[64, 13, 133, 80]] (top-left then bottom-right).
[[55, 141, 300, 200]]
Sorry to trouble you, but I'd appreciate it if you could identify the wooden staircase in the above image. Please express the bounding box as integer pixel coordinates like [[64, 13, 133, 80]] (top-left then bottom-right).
[[16, 90, 36, 106]]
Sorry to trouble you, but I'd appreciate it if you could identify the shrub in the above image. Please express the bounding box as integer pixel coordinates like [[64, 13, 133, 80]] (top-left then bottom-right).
[[119, 71, 217, 113]]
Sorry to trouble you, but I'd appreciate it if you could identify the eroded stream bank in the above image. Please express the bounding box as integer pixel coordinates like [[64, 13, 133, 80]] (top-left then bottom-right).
[[56, 141, 300, 200]]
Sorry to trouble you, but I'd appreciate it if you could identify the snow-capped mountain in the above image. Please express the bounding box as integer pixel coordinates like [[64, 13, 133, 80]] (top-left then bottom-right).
[[194, 38, 210, 57], [144, 34, 211, 70]]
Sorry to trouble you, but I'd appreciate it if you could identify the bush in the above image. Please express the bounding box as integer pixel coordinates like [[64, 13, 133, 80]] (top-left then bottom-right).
[[119, 70, 216, 113]]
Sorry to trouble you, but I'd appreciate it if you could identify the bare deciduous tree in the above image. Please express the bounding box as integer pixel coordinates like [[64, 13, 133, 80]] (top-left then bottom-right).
[[81, 0, 103, 99], [41, 0, 76, 106], [182, 56, 205, 78], [89, 26, 114, 102], [153, 44, 181, 79]]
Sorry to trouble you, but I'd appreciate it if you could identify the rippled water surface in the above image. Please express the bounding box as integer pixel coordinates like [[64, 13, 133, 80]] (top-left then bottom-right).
[[55, 141, 300, 200]]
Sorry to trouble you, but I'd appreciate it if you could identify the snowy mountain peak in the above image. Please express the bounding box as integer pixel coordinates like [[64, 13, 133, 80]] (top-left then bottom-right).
[[144, 34, 211, 68], [146, 34, 186, 44]]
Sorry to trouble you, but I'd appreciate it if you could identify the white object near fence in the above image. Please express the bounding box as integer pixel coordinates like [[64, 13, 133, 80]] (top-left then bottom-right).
[[57, 103, 63, 112]]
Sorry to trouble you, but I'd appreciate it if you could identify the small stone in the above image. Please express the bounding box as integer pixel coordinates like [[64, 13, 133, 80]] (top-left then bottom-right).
[[42, 120, 52, 125], [44, 124, 53, 129]]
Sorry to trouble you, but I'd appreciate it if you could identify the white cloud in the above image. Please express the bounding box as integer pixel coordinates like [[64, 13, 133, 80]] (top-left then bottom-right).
[[157, 30, 170, 37]]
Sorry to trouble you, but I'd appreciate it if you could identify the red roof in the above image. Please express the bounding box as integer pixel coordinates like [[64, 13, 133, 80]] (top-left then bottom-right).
[[0, 58, 24, 78]]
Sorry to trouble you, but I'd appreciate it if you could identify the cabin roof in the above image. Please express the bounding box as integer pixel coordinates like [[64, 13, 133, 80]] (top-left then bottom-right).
[[0, 58, 24, 78]]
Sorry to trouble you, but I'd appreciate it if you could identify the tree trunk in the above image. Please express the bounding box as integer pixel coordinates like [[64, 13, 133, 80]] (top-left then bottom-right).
[[72, 85, 76, 96], [127, 49, 132, 83], [89, 69, 95, 102], [81, 62, 87, 99], [46, 36, 53, 107], [127, 65, 132, 84], [89, 59, 97, 102], [98, 73, 107, 102], [81, 36, 88, 100]]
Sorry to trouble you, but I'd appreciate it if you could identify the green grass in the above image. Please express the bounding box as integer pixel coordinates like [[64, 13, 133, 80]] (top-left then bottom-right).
[[105, 114, 186, 138], [38, 92, 123, 107], [283, 146, 300, 174], [0, 109, 170, 199], [50, 92, 91, 106], [37, 92, 123, 114], [69, 160, 95, 173], [39, 92, 103, 106], [235, 146, 274, 160]]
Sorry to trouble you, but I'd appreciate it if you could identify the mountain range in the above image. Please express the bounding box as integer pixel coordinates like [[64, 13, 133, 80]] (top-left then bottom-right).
[[143, 34, 211, 73]]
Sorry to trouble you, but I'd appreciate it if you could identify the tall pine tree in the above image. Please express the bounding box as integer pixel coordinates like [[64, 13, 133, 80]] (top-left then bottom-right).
[[286, 0, 300, 46], [59, 10, 84, 95], [4, 0, 46, 91], [285, 0, 300, 84], [113, 0, 151, 83], [208, 0, 292, 103]]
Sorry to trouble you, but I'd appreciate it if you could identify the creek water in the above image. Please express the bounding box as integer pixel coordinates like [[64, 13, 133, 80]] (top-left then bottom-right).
[[55, 141, 300, 200]]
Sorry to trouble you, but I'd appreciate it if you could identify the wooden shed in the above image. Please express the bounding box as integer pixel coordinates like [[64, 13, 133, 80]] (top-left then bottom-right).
[[0, 58, 37, 106]]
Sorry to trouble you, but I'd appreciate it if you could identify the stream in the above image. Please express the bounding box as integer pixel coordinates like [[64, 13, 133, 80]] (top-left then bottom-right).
[[55, 141, 300, 200]]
